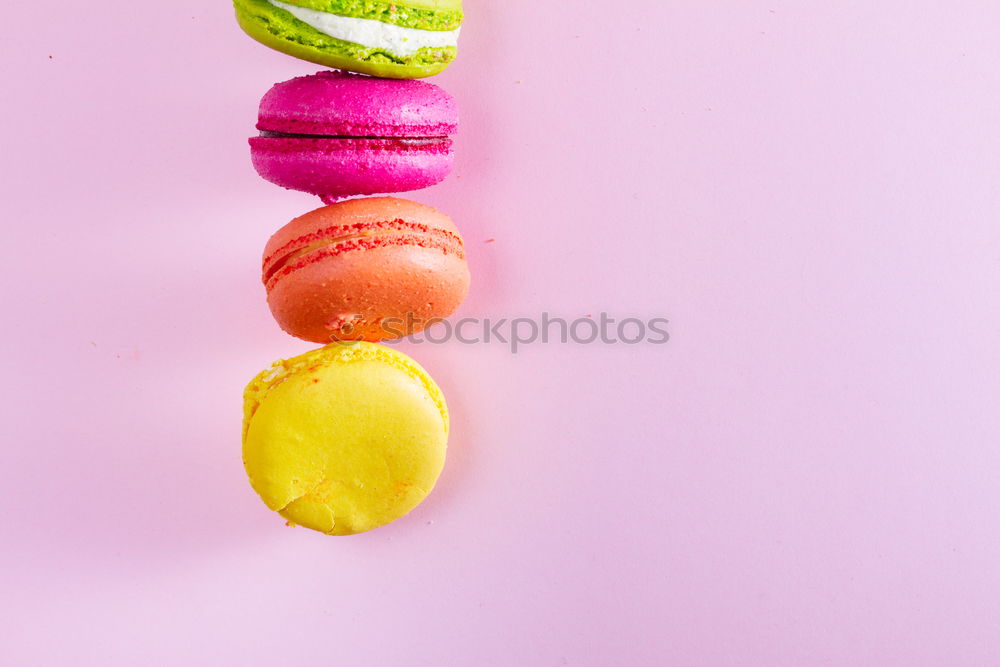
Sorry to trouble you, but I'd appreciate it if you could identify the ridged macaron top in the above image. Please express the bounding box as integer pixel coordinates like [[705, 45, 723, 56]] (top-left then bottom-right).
[[258, 70, 457, 138], [262, 197, 464, 288]]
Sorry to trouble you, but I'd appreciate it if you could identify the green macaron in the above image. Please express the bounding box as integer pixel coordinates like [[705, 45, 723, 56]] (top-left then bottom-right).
[[234, 0, 463, 79]]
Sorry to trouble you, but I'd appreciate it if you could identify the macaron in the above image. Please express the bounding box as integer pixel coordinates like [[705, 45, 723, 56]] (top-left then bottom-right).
[[263, 196, 470, 344], [243, 342, 449, 535], [250, 71, 458, 203], [233, 0, 463, 79]]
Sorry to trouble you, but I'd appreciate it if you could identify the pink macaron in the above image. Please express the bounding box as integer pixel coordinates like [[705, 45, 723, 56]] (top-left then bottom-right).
[[249, 71, 458, 203]]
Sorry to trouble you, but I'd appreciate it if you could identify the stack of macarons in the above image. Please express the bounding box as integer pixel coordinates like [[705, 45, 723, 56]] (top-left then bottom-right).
[[233, 0, 468, 536]]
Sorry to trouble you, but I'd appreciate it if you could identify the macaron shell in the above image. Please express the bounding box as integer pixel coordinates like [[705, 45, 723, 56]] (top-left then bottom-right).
[[250, 136, 454, 202], [265, 196, 462, 258], [257, 70, 458, 138], [243, 342, 448, 536], [268, 241, 469, 342], [263, 197, 470, 343], [401, 0, 461, 10], [296, 0, 464, 12], [234, 0, 457, 79]]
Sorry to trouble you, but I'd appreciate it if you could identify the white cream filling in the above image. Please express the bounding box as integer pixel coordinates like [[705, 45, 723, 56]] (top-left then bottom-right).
[[269, 0, 460, 57]]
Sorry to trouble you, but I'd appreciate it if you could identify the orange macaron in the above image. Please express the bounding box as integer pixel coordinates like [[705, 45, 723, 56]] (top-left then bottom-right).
[[262, 197, 470, 343]]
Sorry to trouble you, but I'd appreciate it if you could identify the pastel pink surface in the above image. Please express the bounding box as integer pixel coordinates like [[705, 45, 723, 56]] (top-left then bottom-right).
[[251, 71, 457, 201], [3, 2, 1000, 666]]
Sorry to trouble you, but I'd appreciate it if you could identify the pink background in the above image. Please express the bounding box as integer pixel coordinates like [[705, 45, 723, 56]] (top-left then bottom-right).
[[3, 1, 1000, 664]]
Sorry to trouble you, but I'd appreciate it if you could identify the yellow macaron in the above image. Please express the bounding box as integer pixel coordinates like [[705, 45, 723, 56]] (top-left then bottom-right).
[[242, 342, 448, 535]]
